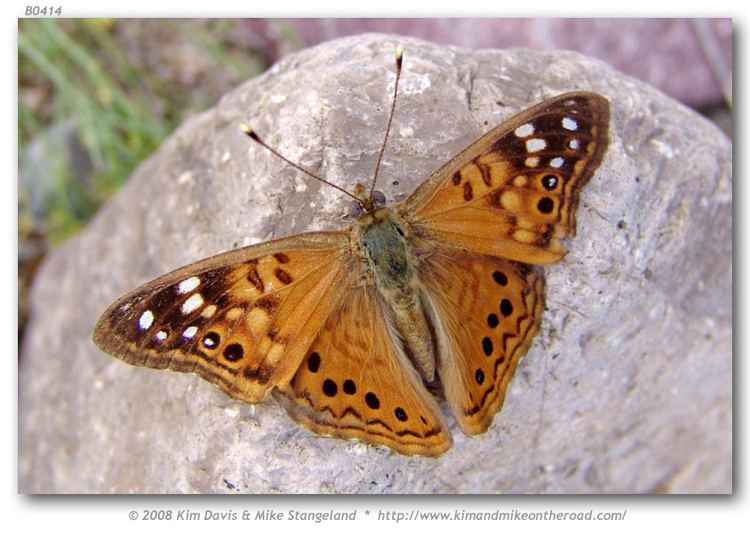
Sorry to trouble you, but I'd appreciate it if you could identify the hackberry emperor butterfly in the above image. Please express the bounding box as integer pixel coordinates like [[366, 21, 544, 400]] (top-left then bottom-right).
[[94, 47, 609, 456]]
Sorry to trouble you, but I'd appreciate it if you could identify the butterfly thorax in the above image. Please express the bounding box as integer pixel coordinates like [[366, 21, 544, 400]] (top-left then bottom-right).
[[355, 208, 437, 382], [357, 209, 412, 289]]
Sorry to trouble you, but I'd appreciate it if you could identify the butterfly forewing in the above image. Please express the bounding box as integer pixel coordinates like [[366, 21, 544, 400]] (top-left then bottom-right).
[[94, 232, 352, 403], [275, 285, 452, 456], [401, 92, 610, 265]]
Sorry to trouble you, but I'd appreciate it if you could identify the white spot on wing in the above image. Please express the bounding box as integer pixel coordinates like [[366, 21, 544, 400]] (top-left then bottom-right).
[[138, 310, 154, 331], [178, 276, 200, 294], [514, 123, 534, 138], [155, 330, 167, 341], [562, 117, 578, 131], [550, 157, 564, 168], [201, 304, 217, 318], [526, 138, 546, 152], [569, 139, 580, 149], [181, 293, 204, 315], [182, 326, 198, 338]]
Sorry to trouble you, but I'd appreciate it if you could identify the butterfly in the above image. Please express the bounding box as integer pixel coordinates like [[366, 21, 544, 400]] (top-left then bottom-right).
[[93, 46, 610, 457]]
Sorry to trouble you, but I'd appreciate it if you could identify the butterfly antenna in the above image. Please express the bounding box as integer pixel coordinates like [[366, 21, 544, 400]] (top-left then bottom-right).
[[240, 124, 363, 205], [369, 45, 403, 204]]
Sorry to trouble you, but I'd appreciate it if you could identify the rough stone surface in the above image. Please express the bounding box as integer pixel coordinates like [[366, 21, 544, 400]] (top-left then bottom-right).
[[19, 34, 731, 493]]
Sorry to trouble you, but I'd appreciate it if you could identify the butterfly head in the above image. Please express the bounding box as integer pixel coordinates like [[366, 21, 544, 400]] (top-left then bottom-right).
[[349, 183, 387, 218]]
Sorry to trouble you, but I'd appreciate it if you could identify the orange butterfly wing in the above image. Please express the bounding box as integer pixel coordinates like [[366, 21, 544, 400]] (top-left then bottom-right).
[[275, 285, 452, 456], [94, 232, 352, 403], [401, 92, 610, 265], [95, 230, 453, 456], [402, 92, 609, 434], [420, 250, 545, 434]]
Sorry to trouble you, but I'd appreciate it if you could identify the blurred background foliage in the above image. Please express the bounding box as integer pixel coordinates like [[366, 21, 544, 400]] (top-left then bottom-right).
[[19, 18, 301, 243], [18, 18, 302, 335]]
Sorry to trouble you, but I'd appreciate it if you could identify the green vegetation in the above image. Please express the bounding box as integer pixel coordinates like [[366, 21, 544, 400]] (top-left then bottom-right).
[[19, 19, 285, 242]]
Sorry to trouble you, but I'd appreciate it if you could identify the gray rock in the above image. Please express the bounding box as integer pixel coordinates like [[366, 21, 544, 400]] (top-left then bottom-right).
[[19, 33, 731, 493]]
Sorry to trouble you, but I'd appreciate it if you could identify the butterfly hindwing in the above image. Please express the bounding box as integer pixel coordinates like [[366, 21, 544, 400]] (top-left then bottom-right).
[[419, 248, 545, 435], [275, 284, 452, 456], [94, 232, 352, 403], [401, 92, 609, 265]]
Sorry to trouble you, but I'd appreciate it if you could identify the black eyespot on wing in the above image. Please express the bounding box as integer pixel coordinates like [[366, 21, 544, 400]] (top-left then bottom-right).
[[537, 197, 554, 214], [493, 271, 508, 286], [475, 369, 485, 385], [343, 379, 356, 395], [365, 392, 380, 410], [322, 379, 337, 397], [223, 343, 244, 362], [307, 351, 321, 373], [482, 337, 493, 356], [500, 299, 514, 317]]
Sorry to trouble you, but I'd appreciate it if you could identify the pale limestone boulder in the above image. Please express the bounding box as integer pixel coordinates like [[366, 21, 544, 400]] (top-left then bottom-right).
[[19, 33, 731, 493]]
